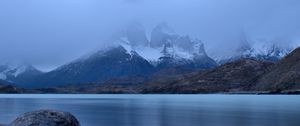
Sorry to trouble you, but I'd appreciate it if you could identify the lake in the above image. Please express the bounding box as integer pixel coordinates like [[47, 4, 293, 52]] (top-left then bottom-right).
[[0, 94, 299, 126]]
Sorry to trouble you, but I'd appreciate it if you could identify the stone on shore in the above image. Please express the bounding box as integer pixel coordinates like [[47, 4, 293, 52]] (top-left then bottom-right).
[[9, 110, 80, 126]]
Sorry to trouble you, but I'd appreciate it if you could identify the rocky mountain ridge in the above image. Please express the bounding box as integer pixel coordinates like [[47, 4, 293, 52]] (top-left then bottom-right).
[[0, 62, 43, 86], [23, 23, 217, 87], [217, 38, 293, 64], [0, 23, 296, 89], [1, 47, 300, 94]]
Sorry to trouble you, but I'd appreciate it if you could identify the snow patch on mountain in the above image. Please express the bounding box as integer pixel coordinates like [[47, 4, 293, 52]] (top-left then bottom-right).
[[135, 46, 162, 61], [216, 38, 294, 64], [0, 63, 28, 77], [249, 40, 291, 57], [0, 62, 42, 83]]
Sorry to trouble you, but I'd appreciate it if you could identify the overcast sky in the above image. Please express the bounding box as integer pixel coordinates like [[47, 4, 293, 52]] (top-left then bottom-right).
[[0, 0, 300, 71]]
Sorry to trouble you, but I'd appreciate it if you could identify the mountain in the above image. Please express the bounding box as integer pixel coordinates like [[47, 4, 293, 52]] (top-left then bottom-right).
[[17, 47, 300, 93], [34, 46, 155, 87], [143, 47, 300, 94], [150, 23, 217, 70], [0, 62, 43, 86], [142, 59, 274, 93], [26, 23, 217, 87], [113, 23, 217, 75], [256, 47, 300, 91], [118, 23, 217, 70], [217, 38, 293, 64], [44, 58, 275, 94], [35, 51, 300, 94]]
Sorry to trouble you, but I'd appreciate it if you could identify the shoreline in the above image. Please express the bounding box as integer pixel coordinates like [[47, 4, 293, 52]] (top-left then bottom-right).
[[0, 90, 299, 96]]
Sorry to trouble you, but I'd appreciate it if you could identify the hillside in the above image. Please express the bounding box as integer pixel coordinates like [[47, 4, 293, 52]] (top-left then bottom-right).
[[0, 80, 25, 93], [257, 47, 300, 91], [142, 59, 274, 93]]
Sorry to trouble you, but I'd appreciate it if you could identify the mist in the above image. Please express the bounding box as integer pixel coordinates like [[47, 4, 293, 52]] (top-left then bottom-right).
[[0, 0, 300, 71]]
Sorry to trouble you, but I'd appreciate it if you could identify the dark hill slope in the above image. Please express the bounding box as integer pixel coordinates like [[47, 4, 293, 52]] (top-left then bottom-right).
[[142, 59, 274, 93], [257, 47, 300, 90], [0, 80, 25, 93]]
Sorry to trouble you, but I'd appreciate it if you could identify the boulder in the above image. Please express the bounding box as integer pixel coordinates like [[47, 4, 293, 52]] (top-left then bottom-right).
[[9, 110, 80, 126]]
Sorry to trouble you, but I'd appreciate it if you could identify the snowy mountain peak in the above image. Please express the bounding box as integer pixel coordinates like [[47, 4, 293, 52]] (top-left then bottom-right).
[[104, 22, 217, 69], [217, 38, 294, 64], [23, 23, 218, 87], [249, 40, 292, 58], [109, 22, 216, 65], [0, 63, 28, 77], [111, 23, 212, 63], [0, 62, 42, 82]]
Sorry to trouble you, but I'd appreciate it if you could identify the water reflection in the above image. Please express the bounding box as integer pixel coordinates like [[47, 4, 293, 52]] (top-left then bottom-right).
[[0, 95, 300, 126]]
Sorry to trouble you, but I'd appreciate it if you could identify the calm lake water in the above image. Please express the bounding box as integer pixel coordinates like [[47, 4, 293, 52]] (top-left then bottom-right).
[[0, 94, 299, 126]]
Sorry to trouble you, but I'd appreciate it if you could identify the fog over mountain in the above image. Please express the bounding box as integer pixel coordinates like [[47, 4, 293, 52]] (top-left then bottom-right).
[[0, 0, 300, 71]]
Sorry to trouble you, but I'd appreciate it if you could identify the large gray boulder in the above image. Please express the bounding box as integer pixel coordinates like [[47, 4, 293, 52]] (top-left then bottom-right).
[[9, 110, 80, 126]]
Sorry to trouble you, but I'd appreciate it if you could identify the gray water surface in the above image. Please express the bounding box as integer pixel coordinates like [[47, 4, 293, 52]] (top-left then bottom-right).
[[0, 94, 299, 126]]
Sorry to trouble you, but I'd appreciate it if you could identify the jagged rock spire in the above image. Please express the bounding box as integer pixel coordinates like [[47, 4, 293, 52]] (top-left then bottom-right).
[[150, 23, 178, 48]]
